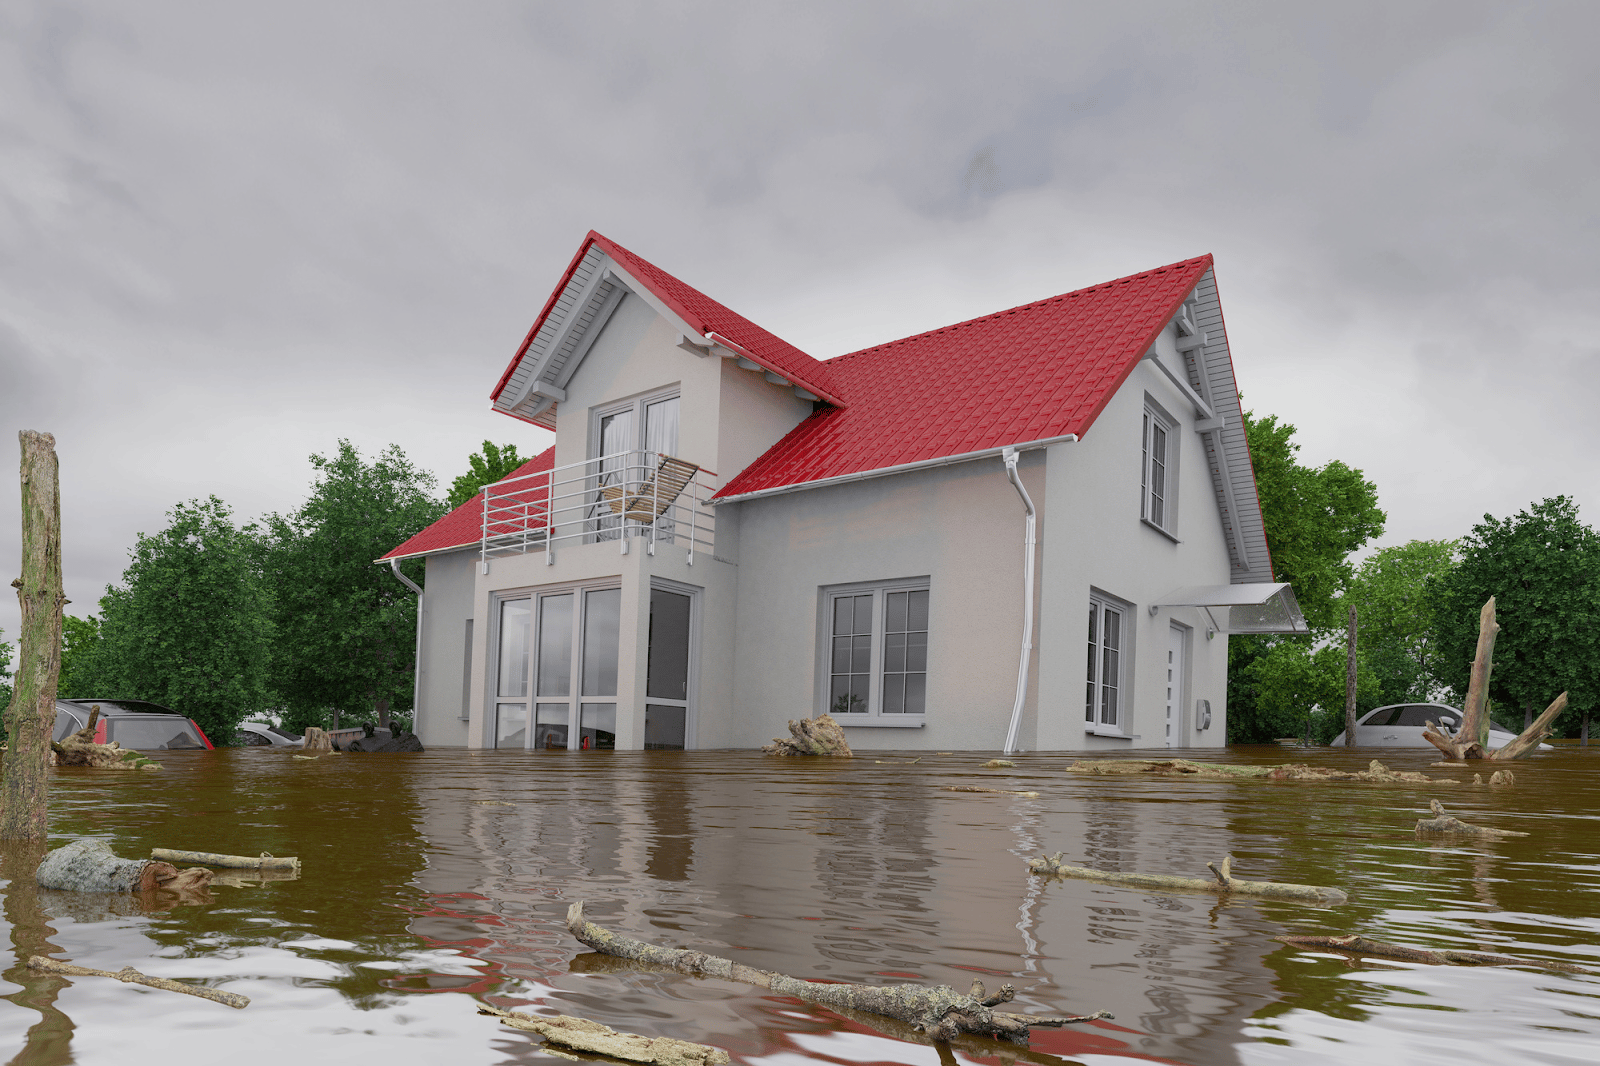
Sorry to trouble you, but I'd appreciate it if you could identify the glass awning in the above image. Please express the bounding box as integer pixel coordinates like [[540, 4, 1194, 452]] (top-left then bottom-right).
[[1150, 582, 1309, 635]]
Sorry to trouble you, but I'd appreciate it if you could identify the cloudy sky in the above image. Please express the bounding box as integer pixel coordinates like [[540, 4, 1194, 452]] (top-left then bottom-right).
[[2, 1, 1596, 647]]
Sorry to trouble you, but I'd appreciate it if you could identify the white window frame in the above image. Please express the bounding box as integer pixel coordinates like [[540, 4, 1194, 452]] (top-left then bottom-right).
[[1086, 589, 1132, 736], [1141, 396, 1179, 538], [589, 386, 682, 543], [817, 578, 930, 727]]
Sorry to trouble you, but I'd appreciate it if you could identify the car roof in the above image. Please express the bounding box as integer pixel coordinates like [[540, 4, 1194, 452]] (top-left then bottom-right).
[[60, 698, 183, 717]]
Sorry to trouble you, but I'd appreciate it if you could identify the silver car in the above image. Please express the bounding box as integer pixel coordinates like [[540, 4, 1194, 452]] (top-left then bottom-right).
[[234, 722, 305, 748], [53, 699, 213, 750], [1330, 702, 1548, 749]]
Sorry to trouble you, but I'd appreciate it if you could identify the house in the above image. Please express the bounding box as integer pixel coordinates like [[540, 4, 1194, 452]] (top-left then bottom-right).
[[380, 231, 1304, 752]]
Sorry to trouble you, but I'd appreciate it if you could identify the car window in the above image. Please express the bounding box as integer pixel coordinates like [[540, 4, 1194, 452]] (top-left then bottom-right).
[[235, 729, 272, 746], [1395, 705, 1450, 726], [1361, 707, 1403, 727], [52, 708, 85, 741], [108, 717, 206, 750], [266, 725, 300, 740]]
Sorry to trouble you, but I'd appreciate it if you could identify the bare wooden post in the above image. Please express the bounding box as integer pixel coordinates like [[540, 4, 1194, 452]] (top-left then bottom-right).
[[1, 432, 66, 842], [1584, 713, 1590, 747], [1343, 606, 1358, 747]]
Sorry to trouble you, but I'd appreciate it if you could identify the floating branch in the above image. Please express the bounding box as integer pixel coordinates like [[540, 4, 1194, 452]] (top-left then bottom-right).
[[1029, 853, 1347, 906], [1274, 934, 1594, 975], [479, 1006, 727, 1065], [27, 956, 249, 1008], [565, 901, 1109, 1044], [943, 785, 1041, 797], [151, 849, 300, 871], [1414, 799, 1529, 838], [1066, 758, 1455, 786]]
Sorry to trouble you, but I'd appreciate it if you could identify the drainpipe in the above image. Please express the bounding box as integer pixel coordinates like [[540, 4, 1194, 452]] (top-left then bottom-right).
[[389, 558, 424, 733], [1002, 447, 1036, 755]]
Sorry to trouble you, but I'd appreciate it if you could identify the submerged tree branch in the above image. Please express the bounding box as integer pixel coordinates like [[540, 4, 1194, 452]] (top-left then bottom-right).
[[565, 901, 1109, 1045], [1274, 935, 1594, 975]]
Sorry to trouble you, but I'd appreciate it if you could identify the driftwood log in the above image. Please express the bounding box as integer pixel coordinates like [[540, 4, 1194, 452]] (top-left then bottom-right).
[[763, 713, 853, 757], [51, 709, 161, 771], [478, 1006, 728, 1065], [1067, 758, 1455, 785], [565, 901, 1108, 1044], [36, 839, 213, 896], [1274, 934, 1594, 975], [1414, 799, 1528, 838], [1, 430, 67, 840], [151, 848, 301, 871], [1421, 598, 1567, 761], [943, 785, 1041, 797], [1029, 853, 1347, 906], [27, 956, 249, 1007]]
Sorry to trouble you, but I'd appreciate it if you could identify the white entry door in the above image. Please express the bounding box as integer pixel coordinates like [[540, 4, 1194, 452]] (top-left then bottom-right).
[[1165, 624, 1187, 747]]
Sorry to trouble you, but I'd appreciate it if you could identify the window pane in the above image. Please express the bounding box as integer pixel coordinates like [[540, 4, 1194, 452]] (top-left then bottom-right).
[[849, 674, 870, 708], [905, 632, 927, 672], [904, 673, 926, 715], [833, 596, 854, 636], [832, 635, 853, 674], [852, 594, 873, 635], [830, 675, 857, 713], [1141, 414, 1150, 519], [647, 589, 692, 700], [535, 704, 568, 750], [908, 590, 929, 631], [1149, 423, 1167, 527], [645, 704, 686, 750], [580, 703, 616, 750], [886, 591, 908, 633], [644, 396, 680, 457], [852, 634, 872, 671], [599, 409, 634, 458], [497, 599, 531, 698], [1086, 604, 1099, 723], [495, 703, 527, 749], [581, 587, 621, 696], [884, 631, 906, 672], [882, 672, 904, 713], [536, 594, 573, 696]]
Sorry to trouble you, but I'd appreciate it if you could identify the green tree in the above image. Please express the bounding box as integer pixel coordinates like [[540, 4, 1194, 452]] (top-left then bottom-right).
[[446, 440, 527, 511], [264, 441, 445, 733], [85, 497, 275, 741], [1342, 539, 1459, 707], [1227, 409, 1387, 742], [57, 614, 102, 699], [1246, 639, 1381, 743], [1430, 497, 1600, 736]]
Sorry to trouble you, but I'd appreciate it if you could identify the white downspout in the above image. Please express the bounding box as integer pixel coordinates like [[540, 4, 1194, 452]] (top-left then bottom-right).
[[1002, 446, 1036, 755], [389, 558, 424, 732]]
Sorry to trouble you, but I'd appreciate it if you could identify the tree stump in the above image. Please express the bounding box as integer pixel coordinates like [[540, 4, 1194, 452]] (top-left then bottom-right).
[[301, 727, 333, 753], [763, 713, 853, 756], [36, 839, 213, 897]]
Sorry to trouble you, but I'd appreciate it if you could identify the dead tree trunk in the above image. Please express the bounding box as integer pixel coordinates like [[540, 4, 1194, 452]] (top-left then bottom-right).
[[1490, 692, 1566, 760], [565, 901, 1108, 1044], [1343, 606, 1358, 747], [1, 432, 66, 842], [1275, 934, 1592, 974]]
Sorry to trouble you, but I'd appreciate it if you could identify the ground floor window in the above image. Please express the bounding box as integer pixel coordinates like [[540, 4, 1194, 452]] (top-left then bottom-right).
[[823, 580, 929, 720], [492, 582, 620, 749], [1086, 592, 1127, 730]]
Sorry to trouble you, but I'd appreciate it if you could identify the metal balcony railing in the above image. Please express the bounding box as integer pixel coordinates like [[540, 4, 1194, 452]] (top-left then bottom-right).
[[481, 449, 718, 567]]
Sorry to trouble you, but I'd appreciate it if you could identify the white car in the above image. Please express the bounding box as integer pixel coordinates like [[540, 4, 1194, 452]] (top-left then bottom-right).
[[1330, 702, 1550, 749]]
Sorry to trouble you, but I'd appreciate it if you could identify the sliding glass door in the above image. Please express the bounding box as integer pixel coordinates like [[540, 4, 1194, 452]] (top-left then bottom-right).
[[494, 584, 621, 750]]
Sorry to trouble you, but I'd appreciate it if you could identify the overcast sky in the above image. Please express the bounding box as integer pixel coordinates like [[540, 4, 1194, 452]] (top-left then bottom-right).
[[2, 1, 1597, 648]]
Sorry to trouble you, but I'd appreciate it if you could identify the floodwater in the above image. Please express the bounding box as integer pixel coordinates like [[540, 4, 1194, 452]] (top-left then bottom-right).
[[2, 746, 1599, 1066]]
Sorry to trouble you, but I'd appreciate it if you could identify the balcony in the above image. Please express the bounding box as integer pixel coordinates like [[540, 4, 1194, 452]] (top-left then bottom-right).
[[481, 450, 718, 566]]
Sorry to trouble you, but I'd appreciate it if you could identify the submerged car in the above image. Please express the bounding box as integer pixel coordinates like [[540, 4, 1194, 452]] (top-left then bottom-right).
[[1329, 702, 1550, 750], [52, 699, 213, 750], [234, 722, 305, 748]]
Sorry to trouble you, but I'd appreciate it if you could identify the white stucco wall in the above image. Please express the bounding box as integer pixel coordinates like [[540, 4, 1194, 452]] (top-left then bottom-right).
[[415, 549, 477, 750], [1035, 350, 1234, 752], [726, 454, 1047, 753]]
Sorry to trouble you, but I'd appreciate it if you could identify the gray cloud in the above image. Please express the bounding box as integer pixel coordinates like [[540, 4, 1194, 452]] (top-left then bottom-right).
[[2, 0, 1597, 644]]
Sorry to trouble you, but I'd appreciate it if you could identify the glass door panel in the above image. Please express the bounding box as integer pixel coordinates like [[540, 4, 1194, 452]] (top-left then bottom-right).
[[535, 704, 569, 750], [647, 590, 691, 700], [582, 588, 621, 697], [497, 600, 531, 697], [579, 704, 616, 750], [645, 705, 686, 750], [494, 704, 527, 749], [536, 594, 574, 696]]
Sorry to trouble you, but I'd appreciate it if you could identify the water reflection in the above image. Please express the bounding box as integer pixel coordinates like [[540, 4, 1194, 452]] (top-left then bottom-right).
[[1, 747, 1599, 1065]]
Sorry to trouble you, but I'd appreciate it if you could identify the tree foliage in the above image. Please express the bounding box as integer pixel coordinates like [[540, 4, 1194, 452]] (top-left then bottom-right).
[[1342, 540, 1459, 707], [446, 440, 527, 511], [57, 614, 102, 699], [263, 441, 444, 732], [0, 628, 13, 726], [1227, 410, 1386, 742], [1430, 497, 1600, 734], [1242, 638, 1381, 744], [81, 497, 275, 741]]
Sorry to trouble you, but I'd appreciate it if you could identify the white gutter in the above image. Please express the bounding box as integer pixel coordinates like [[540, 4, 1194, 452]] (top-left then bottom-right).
[[1002, 446, 1042, 754], [389, 558, 425, 728], [715, 433, 1080, 505]]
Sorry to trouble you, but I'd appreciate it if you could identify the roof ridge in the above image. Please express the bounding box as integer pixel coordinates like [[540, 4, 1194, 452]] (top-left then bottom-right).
[[827, 254, 1212, 364]]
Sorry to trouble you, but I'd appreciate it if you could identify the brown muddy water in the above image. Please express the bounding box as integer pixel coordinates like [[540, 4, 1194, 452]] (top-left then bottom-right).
[[3, 747, 1599, 1066]]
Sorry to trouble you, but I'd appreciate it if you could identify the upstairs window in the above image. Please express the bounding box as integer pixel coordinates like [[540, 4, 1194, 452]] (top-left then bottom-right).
[[1141, 400, 1177, 535]]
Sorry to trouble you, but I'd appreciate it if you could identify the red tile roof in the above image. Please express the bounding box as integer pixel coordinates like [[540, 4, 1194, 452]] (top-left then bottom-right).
[[491, 231, 847, 410], [379, 448, 555, 561], [714, 255, 1213, 499]]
